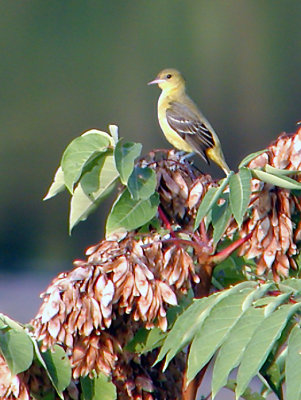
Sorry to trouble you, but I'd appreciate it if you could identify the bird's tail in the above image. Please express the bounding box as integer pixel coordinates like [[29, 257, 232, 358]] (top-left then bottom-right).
[[206, 146, 231, 175]]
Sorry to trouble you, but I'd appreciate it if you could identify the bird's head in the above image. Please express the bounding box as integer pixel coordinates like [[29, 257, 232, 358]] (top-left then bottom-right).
[[148, 68, 185, 92]]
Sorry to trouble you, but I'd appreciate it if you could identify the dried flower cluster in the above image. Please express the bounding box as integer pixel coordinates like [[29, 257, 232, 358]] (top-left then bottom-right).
[[33, 234, 197, 342], [31, 232, 200, 399], [110, 324, 186, 400], [234, 129, 301, 280], [0, 355, 30, 400], [1, 357, 80, 400], [142, 150, 216, 226]]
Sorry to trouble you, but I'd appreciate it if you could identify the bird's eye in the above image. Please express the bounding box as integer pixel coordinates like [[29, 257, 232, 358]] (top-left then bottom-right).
[[166, 74, 172, 79]]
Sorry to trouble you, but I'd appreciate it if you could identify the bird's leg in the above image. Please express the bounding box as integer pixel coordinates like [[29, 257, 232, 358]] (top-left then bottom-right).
[[177, 151, 195, 161], [175, 150, 186, 157]]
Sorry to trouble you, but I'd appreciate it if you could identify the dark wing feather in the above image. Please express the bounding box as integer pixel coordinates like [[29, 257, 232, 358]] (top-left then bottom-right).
[[166, 101, 214, 163]]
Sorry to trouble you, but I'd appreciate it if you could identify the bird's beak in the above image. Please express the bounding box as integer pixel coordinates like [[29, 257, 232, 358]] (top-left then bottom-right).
[[147, 78, 165, 85]]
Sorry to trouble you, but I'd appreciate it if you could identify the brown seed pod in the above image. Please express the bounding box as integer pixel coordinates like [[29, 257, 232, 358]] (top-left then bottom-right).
[[231, 128, 301, 281]]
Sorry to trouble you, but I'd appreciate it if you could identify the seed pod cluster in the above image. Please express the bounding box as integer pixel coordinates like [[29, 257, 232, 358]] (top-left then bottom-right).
[[234, 128, 301, 280], [141, 150, 215, 227], [0, 354, 30, 400], [32, 232, 198, 386], [0, 354, 80, 400]]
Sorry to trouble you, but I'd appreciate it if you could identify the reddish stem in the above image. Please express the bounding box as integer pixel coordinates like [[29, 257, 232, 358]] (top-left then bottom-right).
[[210, 232, 252, 265], [268, 290, 297, 304], [268, 290, 281, 296], [198, 220, 208, 243], [158, 206, 176, 238], [162, 238, 211, 255]]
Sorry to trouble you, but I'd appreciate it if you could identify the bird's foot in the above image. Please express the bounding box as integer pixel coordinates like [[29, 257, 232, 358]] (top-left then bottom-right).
[[176, 151, 195, 161]]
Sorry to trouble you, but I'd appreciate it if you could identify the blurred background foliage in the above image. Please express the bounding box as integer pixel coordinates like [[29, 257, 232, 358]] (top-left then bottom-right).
[[1, 0, 301, 278]]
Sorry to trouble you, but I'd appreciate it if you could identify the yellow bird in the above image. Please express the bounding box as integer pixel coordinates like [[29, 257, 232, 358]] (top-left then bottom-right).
[[148, 68, 230, 175]]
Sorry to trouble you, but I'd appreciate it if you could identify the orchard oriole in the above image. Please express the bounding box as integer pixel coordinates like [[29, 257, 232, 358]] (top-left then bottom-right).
[[148, 68, 230, 174]]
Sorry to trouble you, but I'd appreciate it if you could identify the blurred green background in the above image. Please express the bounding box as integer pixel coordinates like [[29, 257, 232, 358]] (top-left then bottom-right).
[[1, 1, 301, 280]]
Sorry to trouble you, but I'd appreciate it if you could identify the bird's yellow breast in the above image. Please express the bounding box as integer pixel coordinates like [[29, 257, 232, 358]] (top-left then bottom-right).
[[157, 93, 194, 153]]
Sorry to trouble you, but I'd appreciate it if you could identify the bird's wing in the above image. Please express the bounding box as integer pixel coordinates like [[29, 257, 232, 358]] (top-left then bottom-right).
[[166, 101, 215, 163]]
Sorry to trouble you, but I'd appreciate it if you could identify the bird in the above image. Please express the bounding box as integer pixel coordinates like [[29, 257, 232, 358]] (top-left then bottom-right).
[[148, 68, 230, 175]]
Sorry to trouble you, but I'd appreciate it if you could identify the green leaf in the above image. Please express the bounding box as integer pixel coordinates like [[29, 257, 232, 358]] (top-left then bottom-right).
[[187, 286, 256, 384], [292, 189, 301, 198], [81, 374, 117, 400], [0, 329, 33, 375], [0, 319, 7, 330], [286, 325, 301, 400], [279, 279, 301, 295], [212, 307, 265, 399], [41, 345, 71, 397], [125, 327, 166, 354], [275, 346, 287, 373], [31, 339, 65, 398], [114, 140, 142, 185], [238, 149, 267, 168], [194, 187, 218, 230], [127, 166, 157, 200], [137, 216, 161, 233], [41, 393, 56, 400], [204, 207, 213, 230], [213, 255, 246, 287], [108, 125, 119, 144], [261, 361, 282, 399], [262, 292, 292, 316], [251, 169, 301, 190], [229, 168, 252, 226], [61, 131, 111, 193], [69, 152, 119, 233], [194, 172, 233, 230], [0, 313, 27, 331], [93, 375, 117, 400], [236, 303, 301, 399], [265, 164, 301, 176], [156, 282, 256, 370], [156, 296, 219, 368], [212, 198, 232, 244], [106, 189, 159, 237], [126, 292, 193, 354], [166, 290, 194, 324], [225, 380, 266, 400], [81, 377, 94, 400], [44, 166, 65, 200]]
